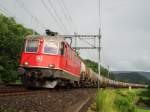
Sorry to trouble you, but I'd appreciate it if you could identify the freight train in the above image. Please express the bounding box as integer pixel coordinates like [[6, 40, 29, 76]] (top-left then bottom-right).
[[18, 34, 146, 89]]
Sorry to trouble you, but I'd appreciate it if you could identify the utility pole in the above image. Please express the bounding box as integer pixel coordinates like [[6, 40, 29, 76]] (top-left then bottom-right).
[[107, 65, 109, 78], [98, 28, 101, 89], [74, 32, 77, 51], [97, 0, 101, 89]]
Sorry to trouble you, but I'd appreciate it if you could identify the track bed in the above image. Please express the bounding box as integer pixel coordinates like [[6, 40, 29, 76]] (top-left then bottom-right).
[[0, 86, 96, 112]]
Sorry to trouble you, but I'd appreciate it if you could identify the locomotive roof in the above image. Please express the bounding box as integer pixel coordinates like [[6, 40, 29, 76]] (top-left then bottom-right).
[[25, 35, 65, 42]]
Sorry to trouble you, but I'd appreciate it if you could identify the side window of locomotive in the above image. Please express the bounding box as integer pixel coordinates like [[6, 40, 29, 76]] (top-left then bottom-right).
[[60, 42, 64, 55], [64, 45, 67, 58], [44, 41, 58, 54], [25, 39, 39, 53]]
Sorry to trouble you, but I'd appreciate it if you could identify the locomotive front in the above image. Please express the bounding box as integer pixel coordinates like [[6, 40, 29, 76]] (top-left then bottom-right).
[[18, 35, 65, 89]]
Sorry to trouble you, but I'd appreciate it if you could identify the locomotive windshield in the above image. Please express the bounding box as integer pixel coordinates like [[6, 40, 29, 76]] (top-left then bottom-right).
[[25, 39, 39, 53], [44, 41, 58, 54]]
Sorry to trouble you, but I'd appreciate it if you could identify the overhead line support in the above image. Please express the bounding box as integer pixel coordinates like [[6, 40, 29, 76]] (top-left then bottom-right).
[[61, 35, 99, 38], [60, 34, 99, 50]]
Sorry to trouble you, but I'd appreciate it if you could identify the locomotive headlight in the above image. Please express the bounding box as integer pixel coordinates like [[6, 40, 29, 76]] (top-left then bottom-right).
[[36, 56, 43, 62], [36, 57, 41, 62], [24, 62, 29, 66], [49, 64, 55, 68]]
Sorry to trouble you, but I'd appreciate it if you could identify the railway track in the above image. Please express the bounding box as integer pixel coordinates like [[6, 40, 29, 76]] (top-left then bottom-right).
[[0, 90, 50, 97], [0, 88, 25, 93], [0, 89, 49, 97], [0, 85, 50, 97]]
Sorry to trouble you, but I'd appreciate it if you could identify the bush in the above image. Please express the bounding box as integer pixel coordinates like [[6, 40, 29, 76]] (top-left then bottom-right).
[[96, 89, 117, 112], [116, 90, 137, 112], [115, 94, 136, 112]]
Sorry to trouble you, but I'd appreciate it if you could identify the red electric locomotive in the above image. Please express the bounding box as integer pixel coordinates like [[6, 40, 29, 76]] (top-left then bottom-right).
[[18, 32, 147, 89], [18, 35, 81, 88]]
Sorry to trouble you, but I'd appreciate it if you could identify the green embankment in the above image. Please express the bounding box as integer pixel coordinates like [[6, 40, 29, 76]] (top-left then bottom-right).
[[88, 88, 150, 112]]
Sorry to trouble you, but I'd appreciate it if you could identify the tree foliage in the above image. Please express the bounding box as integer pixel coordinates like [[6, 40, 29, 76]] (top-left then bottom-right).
[[0, 14, 33, 83], [113, 72, 149, 84]]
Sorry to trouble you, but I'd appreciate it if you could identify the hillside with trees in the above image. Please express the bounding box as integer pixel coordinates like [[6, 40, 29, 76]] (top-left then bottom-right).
[[0, 14, 33, 83], [113, 71, 150, 84], [84, 59, 116, 79]]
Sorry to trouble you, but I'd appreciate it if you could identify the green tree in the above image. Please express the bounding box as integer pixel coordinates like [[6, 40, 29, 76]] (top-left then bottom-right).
[[0, 14, 33, 83]]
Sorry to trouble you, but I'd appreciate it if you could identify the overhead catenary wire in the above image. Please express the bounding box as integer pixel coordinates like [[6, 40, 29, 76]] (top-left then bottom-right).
[[58, 0, 97, 49], [60, 0, 78, 32], [40, 0, 66, 34], [0, 1, 33, 31], [19, 0, 46, 29], [0, 3, 13, 16], [0, 7, 9, 16], [15, 0, 47, 33], [47, 0, 69, 34], [57, 0, 72, 33], [0, 1, 28, 28], [57, 0, 78, 33]]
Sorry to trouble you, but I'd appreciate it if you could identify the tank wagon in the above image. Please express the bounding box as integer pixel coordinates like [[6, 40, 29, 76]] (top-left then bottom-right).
[[18, 35, 146, 89]]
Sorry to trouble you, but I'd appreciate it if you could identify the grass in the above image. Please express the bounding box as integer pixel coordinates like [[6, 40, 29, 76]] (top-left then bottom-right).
[[14, 80, 22, 85], [88, 89, 137, 112], [88, 88, 150, 112], [137, 108, 150, 112]]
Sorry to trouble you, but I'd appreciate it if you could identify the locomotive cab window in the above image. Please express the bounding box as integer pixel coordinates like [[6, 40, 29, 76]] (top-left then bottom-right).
[[25, 39, 39, 53], [44, 41, 58, 54]]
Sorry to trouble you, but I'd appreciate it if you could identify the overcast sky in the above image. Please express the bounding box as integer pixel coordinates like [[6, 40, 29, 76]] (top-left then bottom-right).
[[1, 0, 150, 71]]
